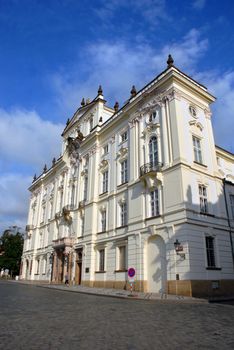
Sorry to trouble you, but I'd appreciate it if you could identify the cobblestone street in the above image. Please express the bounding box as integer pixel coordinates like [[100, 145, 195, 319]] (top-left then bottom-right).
[[0, 281, 234, 350]]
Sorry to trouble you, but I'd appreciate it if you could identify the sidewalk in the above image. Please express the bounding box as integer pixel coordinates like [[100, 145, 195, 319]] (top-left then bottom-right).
[[12, 280, 208, 303]]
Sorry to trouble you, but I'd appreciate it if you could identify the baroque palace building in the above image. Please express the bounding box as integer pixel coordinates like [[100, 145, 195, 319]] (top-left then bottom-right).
[[21, 56, 234, 297]]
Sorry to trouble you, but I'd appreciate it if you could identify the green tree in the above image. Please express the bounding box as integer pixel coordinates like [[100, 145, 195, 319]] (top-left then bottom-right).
[[0, 229, 24, 276]]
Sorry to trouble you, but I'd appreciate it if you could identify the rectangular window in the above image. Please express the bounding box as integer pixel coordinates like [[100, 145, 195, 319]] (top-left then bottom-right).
[[101, 210, 106, 232], [193, 136, 203, 164], [99, 249, 105, 271], [71, 185, 75, 207], [230, 195, 234, 219], [81, 216, 85, 236], [118, 246, 126, 270], [120, 160, 128, 184], [41, 206, 46, 223], [59, 191, 63, 212], [121, 131, 128, 143], [103, 144, 109, 155], [49, 201, 53, 220], [150, 189, 159, 216], [199, 185, 208, 213], [206, 236, 216, 267], [102, 171, 108, 193], [83, 177, 88, 201], [120, 202, 127, 226]]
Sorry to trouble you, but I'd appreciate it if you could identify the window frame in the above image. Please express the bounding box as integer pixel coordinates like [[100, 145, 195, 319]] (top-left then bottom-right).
[[120, 131, 128, 143], [102, 170, 109, 193], [199, 184, 208, 214], [120, 159, 128, 184], [99, 249, 105, 272], [149, 136, 158, 166], [150, 188, 160, 217], [205, 236, 216, 268], [193, 135, 203, 164], [120, 202, 127, 227], [230, 194, 234, 219]]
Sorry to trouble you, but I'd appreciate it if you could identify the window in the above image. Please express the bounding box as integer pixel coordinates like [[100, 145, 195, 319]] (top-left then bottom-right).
[[230, 195, 234, 219], [41, 206, 46, 223], [36, 259, 40, 274], [121, 131, 128, 143], [42, 258, 47, 274], [59, 191, 63, 212], [89, 117, 93, 132], [99, 249, 105, 271], [120, 160, 128, 184], [120, 202, 127, 226], [118, 246, 126, 270], [103, 144, 109, 155], [81, 216, 85, 236], [150, 189, 159, 216], [83, 176, 88, 201], [199, 185, 208, 213], [102, 170, 108, 193], [49, 200, 53, 220], [71, 185, 75, 207], [193, 136, 202, 164], [206, 236, 216, 267], [101, 210, 106, 232], [149, 136, 158, 166]]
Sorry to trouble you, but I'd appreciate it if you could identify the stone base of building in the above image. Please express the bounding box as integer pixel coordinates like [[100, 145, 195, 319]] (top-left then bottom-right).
[[81, 280, 147, 292], [167, 279, 234, 298]]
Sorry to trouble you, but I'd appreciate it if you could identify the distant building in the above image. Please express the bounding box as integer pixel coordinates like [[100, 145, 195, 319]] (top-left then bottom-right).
[[21, 56, 234, 297]]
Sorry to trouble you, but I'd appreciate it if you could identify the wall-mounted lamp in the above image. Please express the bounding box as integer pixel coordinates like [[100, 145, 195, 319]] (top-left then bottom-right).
[[174, 239, 186, 259]]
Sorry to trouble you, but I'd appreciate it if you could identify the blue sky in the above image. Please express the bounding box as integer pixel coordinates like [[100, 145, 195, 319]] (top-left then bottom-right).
[[0, 0, 234, 232]]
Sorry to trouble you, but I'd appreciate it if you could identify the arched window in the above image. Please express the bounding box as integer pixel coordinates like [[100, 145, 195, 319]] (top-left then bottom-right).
[[149, 136, 158, 166]]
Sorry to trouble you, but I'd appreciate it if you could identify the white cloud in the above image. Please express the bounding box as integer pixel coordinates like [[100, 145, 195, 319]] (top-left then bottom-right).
[[193, 0, 206, 10], [0, 107, 63, 172], [0, 174, 31, 233], [52, 29, 208, 110], [0, 108, 63, 232]]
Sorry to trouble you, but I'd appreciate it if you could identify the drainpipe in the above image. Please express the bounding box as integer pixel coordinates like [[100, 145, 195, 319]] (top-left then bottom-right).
[[223, 178, 234, 267]]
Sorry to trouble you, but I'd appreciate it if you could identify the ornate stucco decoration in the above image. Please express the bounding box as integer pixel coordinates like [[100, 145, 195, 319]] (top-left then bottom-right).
[[99, 159, 109, 172], [117, 147, 128, 161], [66, 129, 84, 165], [139, 94, 163, 115], [62, 207, 72, 225], [189, 120, 204, 132], [118, 197, 126, 205]]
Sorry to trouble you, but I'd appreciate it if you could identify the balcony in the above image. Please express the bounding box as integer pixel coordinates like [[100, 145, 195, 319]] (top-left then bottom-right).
[[140, 162, 163, 188], [140, 162, 163, 176], [52, 237, 74, 249], [78, 200, 85, 210], [25, 224, 34, 232]]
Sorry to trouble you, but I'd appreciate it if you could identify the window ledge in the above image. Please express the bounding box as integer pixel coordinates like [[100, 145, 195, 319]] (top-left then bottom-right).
[[146, 214, 161, 220], [194, 161, 207, 168], [117, 182, 128, 188], [116, 225, 128, 230], [115, 269, 127, 273], [97, 231, 106, 235], [200, 212, 215, 217], [95, 271, 106, 273], [99, 191, 108, 197], [206, 267, 222, 270]]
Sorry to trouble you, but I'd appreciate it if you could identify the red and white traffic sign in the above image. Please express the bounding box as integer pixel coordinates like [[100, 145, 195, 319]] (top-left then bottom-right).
[[128, 267, 136, 279]]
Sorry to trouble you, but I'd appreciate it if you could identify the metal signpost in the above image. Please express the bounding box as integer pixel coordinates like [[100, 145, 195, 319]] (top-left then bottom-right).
[[128, 267, 136, 296]]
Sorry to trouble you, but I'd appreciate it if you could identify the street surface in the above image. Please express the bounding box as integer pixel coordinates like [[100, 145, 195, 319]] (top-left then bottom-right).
[[0, 281, 234, 350]]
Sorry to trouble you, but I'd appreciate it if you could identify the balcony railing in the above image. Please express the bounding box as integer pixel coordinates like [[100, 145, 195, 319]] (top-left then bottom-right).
[[52, 237, 74, 249], [140, 162, 163, 177]]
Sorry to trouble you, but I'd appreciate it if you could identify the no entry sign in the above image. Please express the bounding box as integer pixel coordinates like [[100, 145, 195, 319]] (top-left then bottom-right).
[[128, 267, 136, 278]]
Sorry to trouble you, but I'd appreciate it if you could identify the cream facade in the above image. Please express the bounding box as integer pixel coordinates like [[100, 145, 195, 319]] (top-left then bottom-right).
[[21, 56, 234, 297]]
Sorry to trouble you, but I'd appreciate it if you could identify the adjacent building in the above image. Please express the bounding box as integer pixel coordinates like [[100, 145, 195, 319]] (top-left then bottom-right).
[[21, 55, 234, 297]]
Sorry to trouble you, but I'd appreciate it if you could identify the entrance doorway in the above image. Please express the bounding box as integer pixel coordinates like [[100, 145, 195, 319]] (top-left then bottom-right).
[[147, 235, 167, 293], [75, 249, 83, 285]]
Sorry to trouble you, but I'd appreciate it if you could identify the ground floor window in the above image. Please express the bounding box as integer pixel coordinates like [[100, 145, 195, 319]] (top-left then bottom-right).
[[118, 246, 126, 271], [205, 236, 216, 267], [99, 249, 105, 272]]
